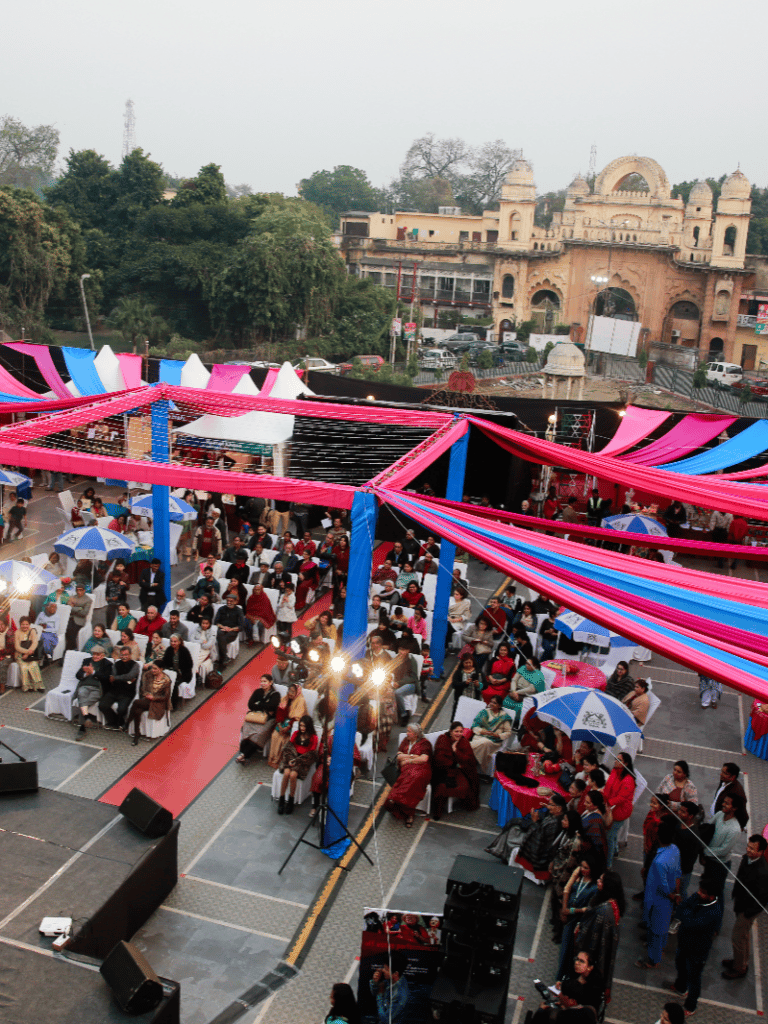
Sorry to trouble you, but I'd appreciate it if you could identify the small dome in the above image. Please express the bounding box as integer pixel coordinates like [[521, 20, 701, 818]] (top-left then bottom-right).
[[543, 342, 585, 377], [721, 169, 751, 199], [567, 174, 590, 197], [687, 181, 712, 207], [506, 158, 535, 187]]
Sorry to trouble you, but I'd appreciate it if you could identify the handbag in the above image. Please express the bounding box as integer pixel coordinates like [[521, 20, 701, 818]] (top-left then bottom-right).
[[205, 670, 224, 690], [245, 710, 267, 724], [381, 757, 401, 786]]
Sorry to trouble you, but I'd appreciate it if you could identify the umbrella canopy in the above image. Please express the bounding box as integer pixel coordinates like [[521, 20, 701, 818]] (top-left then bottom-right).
[[130, 493, 197, 522], [0, 560, 59, 597], [0, 469, 32, 488], [103, 502, 127, 518], [54, 526, 136, 561], [601, 513, 668, 537], [532, 686, 642, 746], [554, 610, 635, 648]]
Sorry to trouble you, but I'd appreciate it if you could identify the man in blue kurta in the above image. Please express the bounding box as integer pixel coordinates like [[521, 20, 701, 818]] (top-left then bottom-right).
[[638, 817, 681, 968]]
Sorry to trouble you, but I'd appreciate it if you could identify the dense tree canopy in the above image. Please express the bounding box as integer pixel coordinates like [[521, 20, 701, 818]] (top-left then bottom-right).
[[0, 115, 59, 193], [298, 165, 379, 225]]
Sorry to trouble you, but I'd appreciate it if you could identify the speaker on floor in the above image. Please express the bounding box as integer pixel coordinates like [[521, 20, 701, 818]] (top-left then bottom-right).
[[100, 940, 163, 1014], [0, 760, 39, 794], [119, 787, 173, 838]]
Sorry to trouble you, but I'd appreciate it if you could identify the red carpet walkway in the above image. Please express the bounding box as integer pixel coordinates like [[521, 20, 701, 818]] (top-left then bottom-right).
[[99, 594, 332, 817], [99, 544, 388, 818]]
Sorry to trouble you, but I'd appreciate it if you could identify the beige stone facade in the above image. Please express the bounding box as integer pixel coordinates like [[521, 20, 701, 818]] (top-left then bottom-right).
[[337, 155, 754, 363]]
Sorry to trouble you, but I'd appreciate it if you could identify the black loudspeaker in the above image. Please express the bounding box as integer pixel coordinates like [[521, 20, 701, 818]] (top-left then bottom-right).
[[119, 787, 173, 838], [100, 940, 163, 1014], [0, 760, 38, 793]]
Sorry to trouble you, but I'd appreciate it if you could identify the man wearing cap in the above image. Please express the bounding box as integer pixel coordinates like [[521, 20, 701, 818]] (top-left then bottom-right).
[[65, 583, 92, 652], [139, 557, 165, 612], [135, 605, 166, 640], [99, 645, 140, 729], [72, 646, 113, 739], [249, 560, 272, 587], [160, 609, 189, 642]]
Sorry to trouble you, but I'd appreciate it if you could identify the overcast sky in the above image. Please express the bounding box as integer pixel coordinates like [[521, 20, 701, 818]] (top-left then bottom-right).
[[4, 0, 765, 198]]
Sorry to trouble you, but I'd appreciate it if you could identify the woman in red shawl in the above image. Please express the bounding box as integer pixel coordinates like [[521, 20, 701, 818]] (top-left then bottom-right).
[[332, 535, 350, 586], [481, 641, 515, 704], [245, 583, 276, 646], [295, 556, 320, 611], [384, 723, 432, 827], [309, 730, 363, 816], [431, 721, 480, 821], [400, 581, 427, 611]]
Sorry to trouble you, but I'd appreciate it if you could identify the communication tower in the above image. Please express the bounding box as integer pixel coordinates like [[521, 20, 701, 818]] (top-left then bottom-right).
[[122, 100, 136, 159]]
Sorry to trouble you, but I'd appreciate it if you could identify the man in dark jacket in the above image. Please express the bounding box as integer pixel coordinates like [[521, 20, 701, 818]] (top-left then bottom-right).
[[139, 558, 165, 611], [159, 634, 195, 711], [722, 835, 768, 979], [670, 875, 721, 1016], [98, 646, 140, 729], [73, 647, 112, 739], [711, 762, 749, 828]]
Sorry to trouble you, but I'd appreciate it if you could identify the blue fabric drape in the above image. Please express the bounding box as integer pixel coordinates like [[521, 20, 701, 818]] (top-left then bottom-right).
[[61, 347, 106, 395], [660, 420, 768, 474], [150, 399, 171, 607], [159, 359, 183, 385], [430, 424, 468, 678]]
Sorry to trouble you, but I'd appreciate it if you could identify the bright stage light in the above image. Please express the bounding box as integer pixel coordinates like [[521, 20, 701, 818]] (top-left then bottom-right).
[[308, 648, 320, 663], [16, 574, 34, 593], [270, 635, 281, 649], [330, 656, 346, 674], [370, 668, 386, 688], [0, 580, 7, 594], [351, 663, 364, 679], [290, 640, 301, 655]]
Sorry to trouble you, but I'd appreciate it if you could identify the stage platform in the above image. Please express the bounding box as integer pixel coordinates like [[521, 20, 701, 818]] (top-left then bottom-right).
[[0, 787, 178, 959], [0, 941, 180, 1024]]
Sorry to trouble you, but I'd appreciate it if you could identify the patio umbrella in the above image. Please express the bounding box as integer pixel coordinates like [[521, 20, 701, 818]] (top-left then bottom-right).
[[0, 468, 32, 504], [0, 560, 59, 597], [601, 513, 668, 537], [531, 686, 642, 746], [103, 502, 127, 518], [54, 526, 136, 562], [130, 493, 197, 522], [554, 610, 635, 648]]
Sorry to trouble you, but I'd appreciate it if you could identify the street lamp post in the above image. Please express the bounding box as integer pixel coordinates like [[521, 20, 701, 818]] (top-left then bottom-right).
[[79, 274, 95, 351]]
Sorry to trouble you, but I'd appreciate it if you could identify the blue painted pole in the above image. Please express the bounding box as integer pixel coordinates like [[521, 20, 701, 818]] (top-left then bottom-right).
[[430, 421, 469, 679], [323, 490, 378, 856], [150, 399, 171, 608]]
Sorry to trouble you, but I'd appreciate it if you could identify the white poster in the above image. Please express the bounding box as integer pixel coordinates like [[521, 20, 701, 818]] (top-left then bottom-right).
[[529, 333, 565, 352], [586, 315, 641, 356]]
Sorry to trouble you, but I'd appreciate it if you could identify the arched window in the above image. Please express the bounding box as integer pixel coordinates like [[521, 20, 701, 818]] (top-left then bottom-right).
[[501, 275, 514, 299], [693, 226, 700, 247], [724, 226, 737, 254], [509, 211, 520, 241], [594, 288, 636, 320]]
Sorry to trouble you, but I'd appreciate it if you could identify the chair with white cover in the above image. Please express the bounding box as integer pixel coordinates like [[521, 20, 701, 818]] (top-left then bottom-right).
[[49, 603, 72, 663], [356, 730, 374, 774], [177, 640, 201, 700], [44, 651, 89, 720], [106, 629, 149, 659], [10, 598, 30, 624], [395, 730, 435, 815], [400, 653, 424, 716], [620, 681, 660, 757], [94, 662, 144, 726], [270, 685, 319, 805], [140, 667, 174, 739], [455, 695, 486, 729]]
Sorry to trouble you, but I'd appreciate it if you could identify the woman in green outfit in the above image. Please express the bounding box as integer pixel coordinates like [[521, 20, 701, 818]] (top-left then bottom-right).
[[503, 655, 546, 727]]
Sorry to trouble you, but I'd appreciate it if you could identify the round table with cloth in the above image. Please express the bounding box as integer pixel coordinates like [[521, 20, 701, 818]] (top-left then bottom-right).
[[543, 659, 607, 690], [744, 699, 768, 760], [489, 752, 569, 826]]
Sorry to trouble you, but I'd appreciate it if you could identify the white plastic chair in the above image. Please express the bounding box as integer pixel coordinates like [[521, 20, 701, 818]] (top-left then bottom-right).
[[617, 767, 647, 846], [10, 598, 30, 624], [50, 604, 72, 663], [44, 651, 89, 720], [401, 653, 425, 716]]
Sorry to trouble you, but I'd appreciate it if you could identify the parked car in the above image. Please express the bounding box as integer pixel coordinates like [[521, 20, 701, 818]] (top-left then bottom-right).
[[418, 348, 457, 370], [338, 354, 385, 375], [500, 341, 532, 360], [705, 361, 743, 387], [225, 360, 280, 368], [443, 331, 484, 349], [293, 357, 340, 374], [452, 343, 499, 365]]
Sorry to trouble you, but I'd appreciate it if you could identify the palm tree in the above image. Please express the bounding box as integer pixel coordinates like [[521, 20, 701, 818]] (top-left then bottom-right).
[[108, 296, 166, 353]]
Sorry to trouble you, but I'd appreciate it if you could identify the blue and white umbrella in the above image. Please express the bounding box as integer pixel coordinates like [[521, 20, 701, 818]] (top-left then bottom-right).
[[0, 559, 59, 597], [54, 526, 136, 561], [532, 686, 642, 746], [601, 513, 668, 537], [130, 493, 197, 522], [0, 469, 32, 489], [554, 611, 635, 648]]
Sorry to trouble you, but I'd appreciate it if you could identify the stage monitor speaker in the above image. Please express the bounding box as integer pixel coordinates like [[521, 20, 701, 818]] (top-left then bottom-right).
[[0, 760, 38, 794], [100, 940, 163, 1015], [119, 787, 173, 838]]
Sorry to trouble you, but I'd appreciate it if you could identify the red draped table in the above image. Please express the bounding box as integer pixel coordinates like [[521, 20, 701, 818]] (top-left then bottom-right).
[[543, 659, 607, 690], [489, 752, 569, 825]]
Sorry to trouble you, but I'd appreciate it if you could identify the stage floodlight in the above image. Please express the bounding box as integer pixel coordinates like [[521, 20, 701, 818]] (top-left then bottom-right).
[[370, 668, 386, 688], [351, 662, 364, 679], [330, 655, 346, 674], [290, 639, 301, 655], [308, 648, 320, 663]]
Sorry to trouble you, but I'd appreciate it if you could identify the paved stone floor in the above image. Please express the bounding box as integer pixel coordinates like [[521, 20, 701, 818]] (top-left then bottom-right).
[[1, 479, 767, 1024]]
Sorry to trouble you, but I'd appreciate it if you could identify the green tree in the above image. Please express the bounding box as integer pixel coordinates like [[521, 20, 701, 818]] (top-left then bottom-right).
[[328, 277, 396, 358], [534, 189, 567, 229], [0, 115, 59, 193], [108, 149, 165, 233], [454, 140, 520, 215], [477, 349, 493, 369], [46, 149, 116, 231], [108, 295, 164, 352], [298, 165, 379, 226], [171, 163, 228, 207]]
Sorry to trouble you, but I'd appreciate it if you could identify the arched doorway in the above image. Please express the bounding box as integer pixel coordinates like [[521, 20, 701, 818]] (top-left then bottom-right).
[[593, 287, 637, 320], [501, 274, 515, 299], [708, 337, 725, 360], [530, 289, 560, 331], [667, 300, 700, 347]]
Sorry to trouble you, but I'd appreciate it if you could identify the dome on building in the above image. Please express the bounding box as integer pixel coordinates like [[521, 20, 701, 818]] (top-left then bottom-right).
[[505, 158, 535, 188], [721, 169, 751, 199], [686, 180, 713, 207], [543, 342, 585, 377], [567, 174, 590, 197]]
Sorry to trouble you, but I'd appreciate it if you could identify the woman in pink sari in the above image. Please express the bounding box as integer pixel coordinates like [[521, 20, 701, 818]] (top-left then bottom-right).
[[384, 723, 433, 828]]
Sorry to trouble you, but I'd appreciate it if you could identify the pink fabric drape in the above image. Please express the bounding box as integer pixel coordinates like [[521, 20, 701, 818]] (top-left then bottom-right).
[[117, 353, 142, 389], [5, 342, 71, 399], [207, 364, 251, 392], [260, 368, 279, 396], [620, 413, 736, 465], [377, 488, 768, 701], [369, 418, 468, 489], [470, 417, 768, 521], [599, 406, 672, 456], [411, 494, 768, 561], [0, 360, 43, 399]]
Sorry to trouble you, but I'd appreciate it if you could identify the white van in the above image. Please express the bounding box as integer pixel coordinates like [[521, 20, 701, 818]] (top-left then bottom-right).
[[706, 361, 743, 387], [419, 348, 456, 370]]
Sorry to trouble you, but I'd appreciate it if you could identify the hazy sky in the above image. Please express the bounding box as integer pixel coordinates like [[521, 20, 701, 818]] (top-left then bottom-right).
[[4, 0, 765, 197]]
